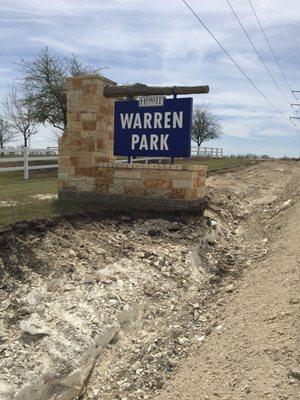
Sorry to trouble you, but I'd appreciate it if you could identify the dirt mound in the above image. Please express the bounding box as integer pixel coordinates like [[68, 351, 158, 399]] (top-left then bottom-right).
[[0, 160, 298, 400]]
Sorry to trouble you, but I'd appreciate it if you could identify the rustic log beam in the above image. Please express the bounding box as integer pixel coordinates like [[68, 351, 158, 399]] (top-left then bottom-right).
[[103, 85, 209, 98]]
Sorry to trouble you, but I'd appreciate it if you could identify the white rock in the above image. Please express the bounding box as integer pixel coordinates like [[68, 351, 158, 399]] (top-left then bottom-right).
[[20, 314, 50, 336], [0, 299, 10, 311], [195, 335, 205, 342], [177, 337, 188, 345], [225, 284, 235, 293], [276, 199, 292, 213]]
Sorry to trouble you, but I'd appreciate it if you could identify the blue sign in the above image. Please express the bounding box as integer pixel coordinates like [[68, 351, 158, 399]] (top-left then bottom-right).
[[114, 97, 193, 157]]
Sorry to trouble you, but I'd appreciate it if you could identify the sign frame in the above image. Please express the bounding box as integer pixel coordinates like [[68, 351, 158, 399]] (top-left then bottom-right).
[[114, 97, 193, 158]]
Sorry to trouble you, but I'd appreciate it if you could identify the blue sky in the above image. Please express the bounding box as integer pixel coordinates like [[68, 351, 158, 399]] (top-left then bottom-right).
[[0, 0, 299, 157]]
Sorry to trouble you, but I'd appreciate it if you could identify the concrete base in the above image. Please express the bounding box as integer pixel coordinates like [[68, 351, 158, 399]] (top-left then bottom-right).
[[59, 190, 207, 214]]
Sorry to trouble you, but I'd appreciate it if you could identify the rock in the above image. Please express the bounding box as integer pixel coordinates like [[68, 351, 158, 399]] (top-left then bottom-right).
[[148, 229, 161, 237], [107, 299, 119, 306], [290, 368, 300, 380], [168, 222, 181, 232], [26, 288, 44, 305], [95, 324, 120, 347], [20, 314, 50, 336], [226, 254, 235, 265], [101, 278, 114, 285], [209, 219, 218, 227], [244, 384, 251, 394], [135, 368, 143, 375], [0, 299, 10, 311], [177, 337, 188, 345], [143, 282, 157, 297], [195, 335, 205, 343], [276, 199, 292, 213], [289, 297, 299, 304], [225, 284, 235, 293]]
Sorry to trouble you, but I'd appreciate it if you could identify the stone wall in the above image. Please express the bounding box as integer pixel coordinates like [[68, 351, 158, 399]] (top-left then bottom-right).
[[58, 75, 207, 211]]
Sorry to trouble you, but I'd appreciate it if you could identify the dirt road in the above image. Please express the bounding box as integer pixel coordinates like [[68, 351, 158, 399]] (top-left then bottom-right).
[[154, 160, 300, 400], [0, 160, 299, 400]]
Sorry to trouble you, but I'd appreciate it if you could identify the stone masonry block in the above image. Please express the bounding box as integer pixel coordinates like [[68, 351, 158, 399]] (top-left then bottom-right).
[[82, 121, 97, 131], [143, 178, 173, 190], [109, 185, 125, 195], [114, 170, 142, 179], [80, 113, 97, 121], [82, 83, 97, 95], [197, 187, 205, 198], [172, 178, 193, 189], [170, 189, 186, 200]]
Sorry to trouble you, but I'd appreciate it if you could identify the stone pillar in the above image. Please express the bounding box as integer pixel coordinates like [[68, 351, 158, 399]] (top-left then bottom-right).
[[58, 75, 116, 193]]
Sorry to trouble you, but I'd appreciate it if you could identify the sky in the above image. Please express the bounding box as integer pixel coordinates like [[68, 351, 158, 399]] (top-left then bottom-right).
[[0, 0, 299, 157]]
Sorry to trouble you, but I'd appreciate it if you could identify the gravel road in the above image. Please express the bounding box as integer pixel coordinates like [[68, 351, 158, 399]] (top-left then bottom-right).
[[154, 160, 299, 400]]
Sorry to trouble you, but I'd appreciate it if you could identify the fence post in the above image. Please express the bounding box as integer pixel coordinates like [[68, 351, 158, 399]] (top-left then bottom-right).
[[197, 146, 200, 156], [210, 148, 213, 157], [24, 147, 29, 180]]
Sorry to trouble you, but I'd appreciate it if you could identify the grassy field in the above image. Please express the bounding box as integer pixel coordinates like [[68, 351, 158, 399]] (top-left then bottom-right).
[[0, 172, 103, 228], [0, 158, 255, 228], [178, 157, 255, 171]]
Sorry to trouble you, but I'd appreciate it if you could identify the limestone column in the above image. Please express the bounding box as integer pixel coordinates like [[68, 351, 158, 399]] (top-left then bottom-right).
[[58, 75, 116, 193]]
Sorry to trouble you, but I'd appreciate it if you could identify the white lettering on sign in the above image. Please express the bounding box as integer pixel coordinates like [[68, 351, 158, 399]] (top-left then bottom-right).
[[164, 112, 171, 128], [132, 114, 142, 129], [131, 134, 169, 151], [144, 113, 152, 129], [120, 111, 183, 129], [154, 112, 162, 129], [150, 134, 159, 150], [139, 96, 164, 107], [120, 113, 134, 129]]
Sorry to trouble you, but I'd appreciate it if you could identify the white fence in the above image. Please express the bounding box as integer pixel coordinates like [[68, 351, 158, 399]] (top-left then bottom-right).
[[0, 146, 223, 180], [191, 147, 223, 157], [118, 147, 224, 164], [0, 147, 58, 179]]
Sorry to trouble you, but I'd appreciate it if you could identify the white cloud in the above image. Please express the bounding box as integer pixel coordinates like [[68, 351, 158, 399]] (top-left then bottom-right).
[[0, 0, 299, 156]]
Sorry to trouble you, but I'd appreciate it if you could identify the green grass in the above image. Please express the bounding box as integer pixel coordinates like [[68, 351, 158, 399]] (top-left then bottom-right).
[[0, 172, 104, 228], [0, 158, 256, 228], [178, 157, 256, 171]]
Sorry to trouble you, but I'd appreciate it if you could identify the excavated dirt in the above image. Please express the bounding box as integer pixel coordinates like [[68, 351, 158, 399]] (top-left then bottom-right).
[[0, 160, 299, 400]]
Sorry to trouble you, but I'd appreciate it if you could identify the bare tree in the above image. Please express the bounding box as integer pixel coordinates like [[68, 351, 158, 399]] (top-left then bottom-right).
[[0, 116, 16, 149], [20, 47, 101, 132], [2, 86, 38, 147], [192, 104, 222, 154]]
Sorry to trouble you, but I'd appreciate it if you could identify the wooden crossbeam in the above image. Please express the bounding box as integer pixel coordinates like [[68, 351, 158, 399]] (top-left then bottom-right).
[[103, 84, 209, 98]]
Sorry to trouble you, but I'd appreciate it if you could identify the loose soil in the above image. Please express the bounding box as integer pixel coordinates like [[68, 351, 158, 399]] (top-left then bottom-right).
[[0, 160, 299, 400]]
